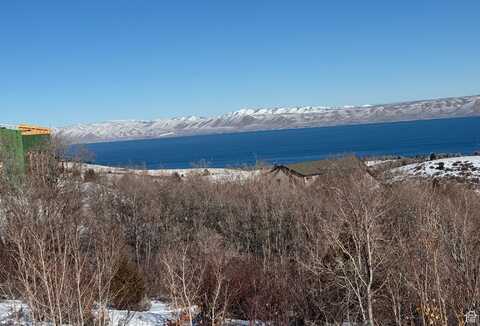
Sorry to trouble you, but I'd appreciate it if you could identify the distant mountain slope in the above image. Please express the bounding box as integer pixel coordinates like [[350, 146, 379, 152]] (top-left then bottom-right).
[[57, 95, 480, 143]]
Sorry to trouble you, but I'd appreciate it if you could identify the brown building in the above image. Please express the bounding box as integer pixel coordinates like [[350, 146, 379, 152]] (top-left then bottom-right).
[[269, 156, 377, 186]]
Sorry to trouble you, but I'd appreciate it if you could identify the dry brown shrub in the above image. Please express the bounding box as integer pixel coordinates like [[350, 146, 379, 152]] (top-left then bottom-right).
[[84, 168, 98, 182], [0, 145, 123, 325], [3, 149, 480, 325]]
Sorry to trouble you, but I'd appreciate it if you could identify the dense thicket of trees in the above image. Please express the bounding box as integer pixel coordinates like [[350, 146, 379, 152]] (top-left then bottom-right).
[[1, 147, 480, 325]]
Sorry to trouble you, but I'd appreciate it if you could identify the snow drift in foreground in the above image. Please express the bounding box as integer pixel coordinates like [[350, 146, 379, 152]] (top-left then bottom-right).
[[390, 156, 480, 182], [0, 300, 178, 325], [0, 300, 252, 326], [57, 95, 480, 143]]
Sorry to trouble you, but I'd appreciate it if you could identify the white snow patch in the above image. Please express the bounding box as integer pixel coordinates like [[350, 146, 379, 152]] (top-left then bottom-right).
[[0, 300, 254, 325], [0, 301, 30, 325], [390, 156, 480, 181], [0, 300, 178, 325], [365, 159, 395, 167], [65, 162, 261, 183], [107, 301, 177, 325]]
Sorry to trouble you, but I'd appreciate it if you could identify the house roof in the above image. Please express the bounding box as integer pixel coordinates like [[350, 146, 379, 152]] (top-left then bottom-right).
[[273, 156, 367, 177]]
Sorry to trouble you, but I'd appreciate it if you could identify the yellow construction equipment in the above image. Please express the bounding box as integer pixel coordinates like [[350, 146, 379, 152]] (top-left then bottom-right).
[[17, 124, 51, 136]]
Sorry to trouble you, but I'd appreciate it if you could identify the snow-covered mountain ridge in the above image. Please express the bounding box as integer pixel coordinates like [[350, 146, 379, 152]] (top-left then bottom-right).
[[57, 95, 480, 143]]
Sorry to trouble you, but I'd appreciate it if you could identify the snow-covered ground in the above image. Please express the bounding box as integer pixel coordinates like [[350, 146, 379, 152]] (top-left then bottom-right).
[[390, 156, 480, 182], [365, 159, 395, 167], [0, 300, 177, 325], [65, 162, 261, 183], [0, 300, 252, 325], [107, 301, 177, 326], [0, 301, 29, 325]]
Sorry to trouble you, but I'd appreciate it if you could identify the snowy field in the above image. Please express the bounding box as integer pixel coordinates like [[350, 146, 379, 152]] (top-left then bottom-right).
[[0, 300, 175, 325], [65, 162, 261, 183], [364, 159, 395, 167], [389, 156, 480, 182], [107, 302, 177, 326], [0, 300, 253, 325]]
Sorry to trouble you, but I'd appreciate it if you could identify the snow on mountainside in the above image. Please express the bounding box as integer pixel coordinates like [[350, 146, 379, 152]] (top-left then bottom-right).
[[57, 95, 480, 143]]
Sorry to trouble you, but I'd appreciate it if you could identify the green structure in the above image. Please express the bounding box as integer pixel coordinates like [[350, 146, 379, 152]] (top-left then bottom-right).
[[22, 134, 51, 154], [0, 127, 25, 175], [0, 126, 51, 176]]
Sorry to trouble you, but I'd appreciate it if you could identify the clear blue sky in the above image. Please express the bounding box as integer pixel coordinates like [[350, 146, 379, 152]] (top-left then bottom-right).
[[1, 0, 479, 127]]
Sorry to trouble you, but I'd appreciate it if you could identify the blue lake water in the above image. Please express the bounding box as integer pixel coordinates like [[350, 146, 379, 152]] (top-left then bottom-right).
[[82, 117, 480, 169]]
